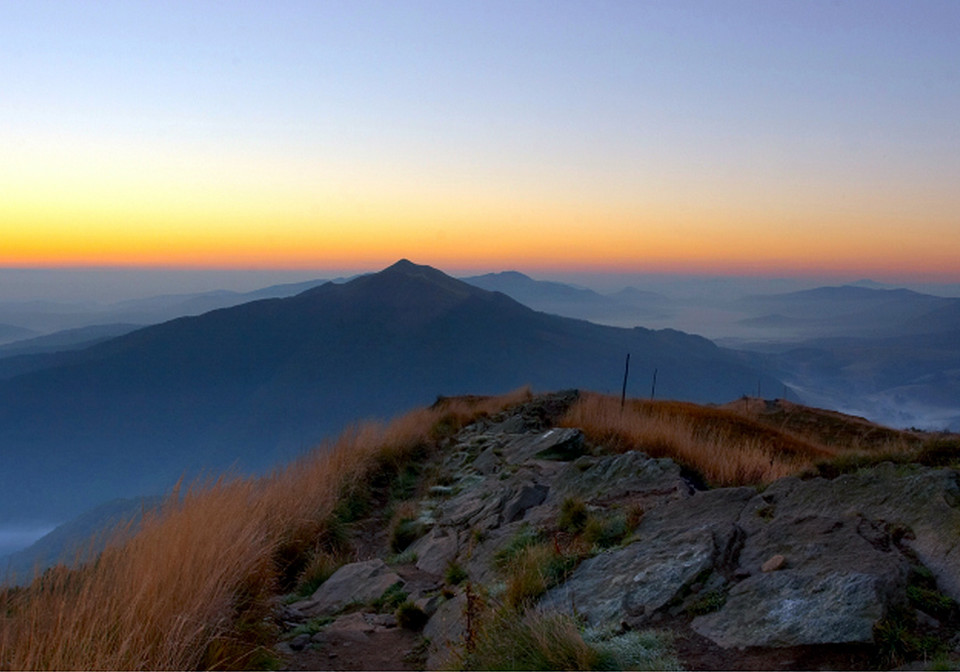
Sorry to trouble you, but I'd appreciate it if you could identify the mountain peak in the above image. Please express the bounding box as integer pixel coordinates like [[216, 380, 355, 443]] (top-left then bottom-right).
[[384, 258, 419, 272], [377, 259, 457, 284]]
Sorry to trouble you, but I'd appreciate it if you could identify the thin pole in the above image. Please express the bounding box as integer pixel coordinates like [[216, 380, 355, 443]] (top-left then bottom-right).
[[620, 353, 630, 411], [650, 368, 658, 401]]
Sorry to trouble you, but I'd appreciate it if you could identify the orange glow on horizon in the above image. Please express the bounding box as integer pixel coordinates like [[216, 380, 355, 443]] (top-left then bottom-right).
[[4, 176, 958, 282]]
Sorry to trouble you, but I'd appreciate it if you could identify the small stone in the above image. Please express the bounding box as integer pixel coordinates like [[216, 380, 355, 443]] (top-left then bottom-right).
[[289, 633, 312, 651], [365, 613, 398, 628], [916, 609, 941, 630], [761, 554, 786, 572]]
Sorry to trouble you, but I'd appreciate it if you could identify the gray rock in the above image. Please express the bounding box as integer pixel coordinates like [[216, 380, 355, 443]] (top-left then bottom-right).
[[288, 633, 312, 651], [292, 559, 404, 617], [441, 487, 504, 529], [472, 446, 501, 475], [423, 593, 467, 670], [500, 428, 585, 464], [485, 414, 529, 434], [364, 612, 397, 628], [693, 514, 911, 648], [548, 450, 692, 508], [540, 487, 752, 628], [502, 482, 549, 523], [738, 465, 960, 600], [692, 568, 899, 648], [415, 593, 445, 617], [411, 527, 460, 576]]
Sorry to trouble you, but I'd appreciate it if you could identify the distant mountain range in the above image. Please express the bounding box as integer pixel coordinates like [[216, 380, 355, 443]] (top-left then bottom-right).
[[461, 275, 960, 431], [735, 285, 960, 339], [0, 278, 333, 341], [0, 260, 783, 526], [463, 271, 672, 326]]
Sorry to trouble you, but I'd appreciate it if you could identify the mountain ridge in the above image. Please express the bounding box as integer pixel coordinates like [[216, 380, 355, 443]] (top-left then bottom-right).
[[0, 260, 785, 525]]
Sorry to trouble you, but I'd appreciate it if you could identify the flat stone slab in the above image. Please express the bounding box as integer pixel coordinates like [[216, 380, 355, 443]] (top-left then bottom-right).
[[540, 525, 717, 627]]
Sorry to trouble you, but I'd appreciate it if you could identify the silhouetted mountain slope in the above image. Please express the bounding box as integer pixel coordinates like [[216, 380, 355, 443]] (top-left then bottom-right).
[[738, 285, 960, 338], [0, 323, 38, 346], [462, 271, 671, 326], [0, 323, 141, 360], [0, 260, 783, 524], [0, 279, 331, 336]]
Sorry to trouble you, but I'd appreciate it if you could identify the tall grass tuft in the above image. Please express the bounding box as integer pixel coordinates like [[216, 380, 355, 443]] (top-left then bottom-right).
[[0, 389, 529, 671], [459, 608, 601, 671]]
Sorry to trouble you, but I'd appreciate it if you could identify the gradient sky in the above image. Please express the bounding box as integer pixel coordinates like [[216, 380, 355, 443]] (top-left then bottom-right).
[[3, 0, 959, 281]]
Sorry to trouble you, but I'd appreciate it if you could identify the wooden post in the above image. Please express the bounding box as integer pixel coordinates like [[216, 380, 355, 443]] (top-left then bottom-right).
[[620, 353, 630, 411], [650, 368, 658, 400]]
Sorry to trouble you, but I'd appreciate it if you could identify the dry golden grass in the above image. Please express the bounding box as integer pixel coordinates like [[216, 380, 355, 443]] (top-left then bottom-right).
[[0, 389, 529, 671], [722, 396, 925, 453], [561, 392, 842, 486]]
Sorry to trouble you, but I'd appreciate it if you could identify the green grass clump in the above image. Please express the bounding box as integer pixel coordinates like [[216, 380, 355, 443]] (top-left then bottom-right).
[[502, 542, 579, 609], [493, 525, 543, 569], [372, 582, 408, 612], [874, 607, 945, 669], [284, 615, 335, 639], [582, 513, 629, 549], [684, 588, 727, 616], [390, 518, 425, 553], [458, 609, 602, 671], [558, 497, 589, 533], [445, 561, 468, 586], [294, 551, 344, 598], [585, 627, 682, 671], [907, 584, 957, 620], [905, 565, 958, 621], [395, 601, 429, 631]]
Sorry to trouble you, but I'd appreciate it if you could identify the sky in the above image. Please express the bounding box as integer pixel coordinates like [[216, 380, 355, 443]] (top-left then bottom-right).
[[2, 0, 959, 282]]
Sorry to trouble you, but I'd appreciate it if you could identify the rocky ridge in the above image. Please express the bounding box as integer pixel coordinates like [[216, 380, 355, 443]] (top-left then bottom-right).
[[276, 392, 960, 670]]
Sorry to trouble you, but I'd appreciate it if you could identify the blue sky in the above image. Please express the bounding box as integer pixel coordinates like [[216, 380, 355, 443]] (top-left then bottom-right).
[[2, 0, 958, 279]]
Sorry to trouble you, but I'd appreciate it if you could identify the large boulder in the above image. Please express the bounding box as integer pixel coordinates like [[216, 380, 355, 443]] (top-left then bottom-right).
[[547, 450, 692, 508], [291, 559, 404, 617], [540, 487, 753, 628], [410, 527, 461, 576], [738, 465, 960, 600], [438, 466, 552, 532], [423, 593, 468, 670], [692, 514, 910, 648], [499, 428, 586, 463]]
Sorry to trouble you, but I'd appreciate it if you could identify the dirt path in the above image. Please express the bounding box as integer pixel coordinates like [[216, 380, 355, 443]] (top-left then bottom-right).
[[276, 563, 440, 671]]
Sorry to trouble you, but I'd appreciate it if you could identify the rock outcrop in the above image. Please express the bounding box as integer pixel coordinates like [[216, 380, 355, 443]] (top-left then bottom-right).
[[277, 392, 960, 669]]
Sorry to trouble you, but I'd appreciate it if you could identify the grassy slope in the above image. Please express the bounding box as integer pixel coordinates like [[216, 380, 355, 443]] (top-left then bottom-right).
[[0, 390, 531, 670]]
